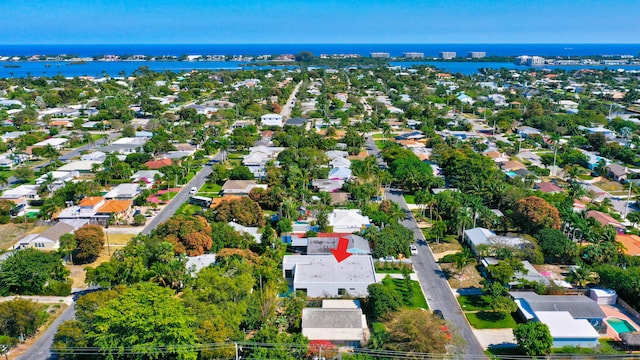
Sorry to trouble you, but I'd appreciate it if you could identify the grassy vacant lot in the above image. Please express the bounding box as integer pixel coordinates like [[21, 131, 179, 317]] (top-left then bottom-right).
[[403, 194, 416, 204], [176, 203, 204, 216], [372, 133, 399, 139], [0, 223, 47, 250], [457, 295, 492, 312], [389, 278, 428, 310], [198, 182, 222, 195], [594, 179, 625, 192], [466, 311, 518, 329]]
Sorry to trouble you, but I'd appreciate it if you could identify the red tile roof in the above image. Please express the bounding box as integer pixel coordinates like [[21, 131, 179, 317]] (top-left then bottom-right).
[[144, 158, 173, 169]]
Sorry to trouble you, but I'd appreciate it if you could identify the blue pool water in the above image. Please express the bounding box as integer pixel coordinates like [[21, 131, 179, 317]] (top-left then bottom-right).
[[607, 318, 637, 334]]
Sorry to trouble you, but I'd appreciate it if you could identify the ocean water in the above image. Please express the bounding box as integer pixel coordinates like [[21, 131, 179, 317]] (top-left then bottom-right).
[[1, 44, 640, 78], [1, 43, 639, 57]]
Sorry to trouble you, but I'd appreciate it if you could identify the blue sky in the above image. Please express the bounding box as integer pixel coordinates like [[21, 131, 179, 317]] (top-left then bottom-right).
[[2, 0, 639, 44]]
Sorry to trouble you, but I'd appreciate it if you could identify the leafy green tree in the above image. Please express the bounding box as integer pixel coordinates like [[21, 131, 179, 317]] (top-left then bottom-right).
[[367, 279, 402, 319], [86, 283, 198, 360], [276, 218, 293, 235], [229, 165, 254, 180], [133, 213, 146, 226], [0, 299, 48, 340], [364, 223, 413, 258], [0, 248, 70, 296], [14, 165, 34, 183], [513, 322, 553, 356], [535, 228, 577, 264]]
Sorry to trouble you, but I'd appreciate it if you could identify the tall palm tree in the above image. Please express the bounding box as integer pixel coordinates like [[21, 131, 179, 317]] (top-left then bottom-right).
[[454, 207, 474, 242], [431, 220, 447, 244], [0, 173, 8, 187], [627, 211, 640, 227], [550, 132, 561, 177]]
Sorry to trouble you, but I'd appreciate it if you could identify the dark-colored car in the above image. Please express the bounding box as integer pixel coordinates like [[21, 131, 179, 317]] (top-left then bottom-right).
[[433, 309, 444, 320]]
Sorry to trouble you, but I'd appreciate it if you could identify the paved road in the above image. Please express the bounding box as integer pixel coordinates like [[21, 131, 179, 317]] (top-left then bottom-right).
[[366, 135, 485, 357], [140, 164, 213, 235], [16, 301, 76, 360], [280, 80, 303, 120], [386, 189, 486, 357]]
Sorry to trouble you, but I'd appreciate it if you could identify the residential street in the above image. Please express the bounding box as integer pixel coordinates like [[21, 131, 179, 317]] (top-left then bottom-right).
[[16, 301, 76, 360], [140, 164, 212, 235], [367, 135, 485, 357], [386, 189, 487, 358], [280, 80, 303, 120]]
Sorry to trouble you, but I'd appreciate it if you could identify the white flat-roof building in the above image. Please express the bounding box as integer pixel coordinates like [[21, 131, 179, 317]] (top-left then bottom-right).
[[260, 114, 284, 127], [33, 138, 68, 149], [440, 51, 457, 59], [283, 255, 376, 297]]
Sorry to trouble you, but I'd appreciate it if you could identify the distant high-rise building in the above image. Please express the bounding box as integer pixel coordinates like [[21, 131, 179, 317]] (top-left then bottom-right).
[[439, 51, 456, 60], [468, 51, 486, 59], [370, 52, 390, 58], [403, 52, 424, 59], [516, 55, 546, 66]]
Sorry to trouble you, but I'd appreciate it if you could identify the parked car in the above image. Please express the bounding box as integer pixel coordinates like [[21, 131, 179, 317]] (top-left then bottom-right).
[[433, 309, 444, 320], [410, 245, 418, 255]]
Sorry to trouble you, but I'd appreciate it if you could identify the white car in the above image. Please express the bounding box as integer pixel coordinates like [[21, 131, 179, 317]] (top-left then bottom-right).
[[410, 245, 418, 256], [189, 187, 198, 195]]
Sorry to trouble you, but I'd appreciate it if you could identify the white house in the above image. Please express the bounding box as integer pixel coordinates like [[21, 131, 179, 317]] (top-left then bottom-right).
[[104, 183, 140, 200], [283, 255, 376, 297], [33, 138, 68, 149], [260, 113, 284, 127], [328, 209, 371, 233], [511, 292, 606, 348]]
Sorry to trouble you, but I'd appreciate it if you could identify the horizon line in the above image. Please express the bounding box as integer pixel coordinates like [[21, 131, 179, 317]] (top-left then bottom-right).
[[1, 42, 640, 46]]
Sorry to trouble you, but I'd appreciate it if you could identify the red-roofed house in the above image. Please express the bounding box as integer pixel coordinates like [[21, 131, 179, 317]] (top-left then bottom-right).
[[617, 234, 640, 256], [586, 210, 624, 229], [535, 182, 565, 194], [144, 158, 173, 169]]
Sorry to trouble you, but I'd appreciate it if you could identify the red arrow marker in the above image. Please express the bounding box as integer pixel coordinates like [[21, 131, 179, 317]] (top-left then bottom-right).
[[330, 237, 352, 263]]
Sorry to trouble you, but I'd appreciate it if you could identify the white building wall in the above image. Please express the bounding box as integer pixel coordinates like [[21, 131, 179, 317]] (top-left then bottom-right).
[[293, 280, 370, 298]]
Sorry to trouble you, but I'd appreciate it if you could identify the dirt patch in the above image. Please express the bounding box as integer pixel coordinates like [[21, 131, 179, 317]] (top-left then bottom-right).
[[440, 263, 484, 289], [69, 235, 134, 289], [532, 264, 570, 281], [433, 249, 461, 261], [594, 180, 624, 192], [0, 223, 36, 250], [429, 241, 462, 254]]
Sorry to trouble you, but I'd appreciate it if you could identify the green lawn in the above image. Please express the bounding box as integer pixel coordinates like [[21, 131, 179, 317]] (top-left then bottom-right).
[[403, 194, 416, 204], [551, 339, 623, 355], [390, 278, 428, 310], [457, 295, 492, 312], [466, 311, 518, 329], [175, 203, 203, 216], [199, 182, 222, 194], [372, 133, 398, 139], [374, 140, 385, 149]]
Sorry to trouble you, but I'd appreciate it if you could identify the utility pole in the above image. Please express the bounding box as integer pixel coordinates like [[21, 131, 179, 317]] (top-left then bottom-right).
[[625, 182, 633, 217]]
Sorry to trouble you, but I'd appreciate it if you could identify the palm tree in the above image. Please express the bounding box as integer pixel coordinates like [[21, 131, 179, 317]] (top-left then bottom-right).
[[0, 173, 8, 188], [627, 211, 640, 227], [455, 248, 475, 270], [595, 159, 608, 178], [431, 220, 447, 244], [454, 207, 474, 242]]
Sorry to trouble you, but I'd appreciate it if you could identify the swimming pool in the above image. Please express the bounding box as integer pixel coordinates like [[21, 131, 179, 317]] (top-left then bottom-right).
[[607, 318, 638, 334]]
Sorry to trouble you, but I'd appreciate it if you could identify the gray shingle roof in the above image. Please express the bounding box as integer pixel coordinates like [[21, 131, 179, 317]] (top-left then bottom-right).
[[510, 292, 606, 319], [302, 308, 363, 329]]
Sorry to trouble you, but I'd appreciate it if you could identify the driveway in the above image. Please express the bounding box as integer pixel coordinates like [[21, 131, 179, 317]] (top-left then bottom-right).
[[472, 328, 517, 350]]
